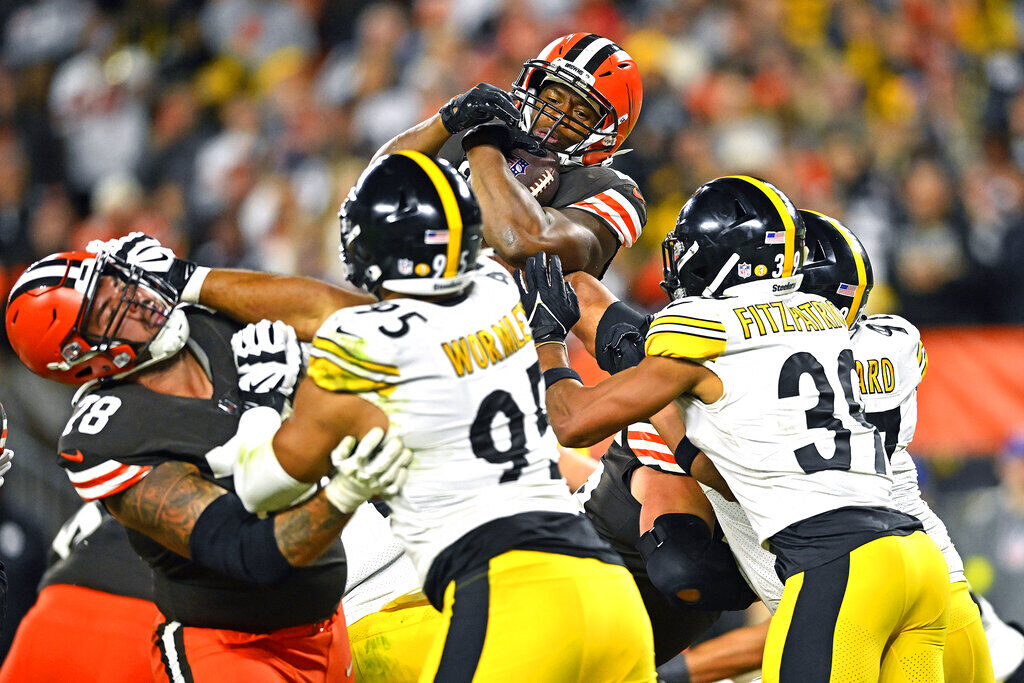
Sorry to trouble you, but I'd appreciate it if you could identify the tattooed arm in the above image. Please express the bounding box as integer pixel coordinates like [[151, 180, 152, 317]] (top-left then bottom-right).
[[104, 460, 350, 567]]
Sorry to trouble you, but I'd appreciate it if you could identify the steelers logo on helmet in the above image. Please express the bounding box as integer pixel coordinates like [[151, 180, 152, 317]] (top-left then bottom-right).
[[5, 250, 186, 386], [338, 151, 483, 297], [510, 33, 643, 167], [798, 209, 874, 328], [660, 176, 806, 300]]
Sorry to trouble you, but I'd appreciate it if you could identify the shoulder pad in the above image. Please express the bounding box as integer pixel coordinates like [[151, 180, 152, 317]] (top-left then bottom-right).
[[555, 166, 646, 247], [57, 390, 155, 500], [645, 299, 727, 362], [309, 305, 403, 396]]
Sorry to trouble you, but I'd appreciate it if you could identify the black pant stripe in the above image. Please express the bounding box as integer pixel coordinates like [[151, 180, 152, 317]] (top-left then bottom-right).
[[563, 34, 600, 62], [779, 553, 850, 682], [156, 621, 196, 683], [434, 567, 491, 682], [584, 43, 621, 74]]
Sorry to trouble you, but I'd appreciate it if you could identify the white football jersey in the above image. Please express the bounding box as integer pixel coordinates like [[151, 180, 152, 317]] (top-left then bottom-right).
[[851, 314, 964, 582], [340, 502, 421, 623], [647, 286, 893, 544], [309, 257, 578, 582]]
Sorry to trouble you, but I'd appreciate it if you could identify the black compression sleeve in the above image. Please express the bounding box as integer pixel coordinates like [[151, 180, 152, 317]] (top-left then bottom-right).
[[190, 494, 292, 586]]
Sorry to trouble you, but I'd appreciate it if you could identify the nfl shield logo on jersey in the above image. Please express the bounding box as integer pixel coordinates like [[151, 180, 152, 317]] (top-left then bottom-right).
[[397, 258, 414, 276], [738, 262, 752, 278]]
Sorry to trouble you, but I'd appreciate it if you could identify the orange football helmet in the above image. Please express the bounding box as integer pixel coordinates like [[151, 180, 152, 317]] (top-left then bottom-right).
[[511, 33, 643, 166]]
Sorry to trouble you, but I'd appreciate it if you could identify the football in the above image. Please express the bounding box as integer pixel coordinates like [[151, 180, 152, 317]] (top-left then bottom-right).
[[506, 147, 560, 206]]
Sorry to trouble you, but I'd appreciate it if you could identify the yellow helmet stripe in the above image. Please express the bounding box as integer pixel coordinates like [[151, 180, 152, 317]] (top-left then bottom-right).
[[809, 210, 867, 327], [721, 175, 796, 277], [394, 150, 463, 278]]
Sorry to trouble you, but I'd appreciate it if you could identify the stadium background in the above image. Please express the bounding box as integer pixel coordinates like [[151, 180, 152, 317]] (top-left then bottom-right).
[[0, 0, 1021, 666]]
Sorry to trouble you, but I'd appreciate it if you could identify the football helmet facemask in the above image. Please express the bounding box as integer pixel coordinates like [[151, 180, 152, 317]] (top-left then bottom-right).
[[5, 250, 188, 385], [798, 210, 873, 328], [511, 32, 642, 167], [339, 151, 483, 298], [661, 176, 806, 300]]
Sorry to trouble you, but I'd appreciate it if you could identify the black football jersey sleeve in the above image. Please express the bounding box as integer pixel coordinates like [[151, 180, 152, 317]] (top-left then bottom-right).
[[56, 308, 244, 501]]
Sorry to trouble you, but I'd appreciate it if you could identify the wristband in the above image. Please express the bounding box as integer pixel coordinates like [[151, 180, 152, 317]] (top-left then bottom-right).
[[673, 436, 700, 474], [180, 265, 211, 304], [542, 367, 581, 390]]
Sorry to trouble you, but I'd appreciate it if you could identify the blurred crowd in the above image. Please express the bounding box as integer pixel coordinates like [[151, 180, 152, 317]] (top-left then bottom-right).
[[0, 0, 1022, 334]]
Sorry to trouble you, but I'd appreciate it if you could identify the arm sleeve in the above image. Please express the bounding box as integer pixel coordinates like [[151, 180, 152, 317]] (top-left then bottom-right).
[[644, 301, 728, 362]]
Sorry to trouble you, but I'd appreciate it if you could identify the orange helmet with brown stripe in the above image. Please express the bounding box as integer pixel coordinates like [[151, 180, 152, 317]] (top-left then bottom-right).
[[661, 176, 806, 300], [511, 33, 642, 167]]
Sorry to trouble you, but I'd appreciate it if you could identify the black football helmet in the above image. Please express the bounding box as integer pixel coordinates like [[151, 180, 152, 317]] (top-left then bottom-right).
[[798, 210, 873, 327], [661, 176, 806, 299], [339, 152, 483, 297]]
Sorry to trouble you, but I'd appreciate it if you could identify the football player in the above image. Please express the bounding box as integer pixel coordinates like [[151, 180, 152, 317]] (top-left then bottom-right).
[[187, 151, 658, 680], [516, 176, 951, 682], [799, 210, 995, 682], [0, 502, 159, 682], [373, 32, 647, 278], [4, 253, 410, 681]]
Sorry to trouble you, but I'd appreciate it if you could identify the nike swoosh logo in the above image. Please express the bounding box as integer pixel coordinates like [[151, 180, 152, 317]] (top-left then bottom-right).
[[60, 449, 84, 462], [346, 660, 353, 677]]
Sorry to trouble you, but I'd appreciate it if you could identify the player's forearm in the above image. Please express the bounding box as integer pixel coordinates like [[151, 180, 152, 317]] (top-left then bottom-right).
[[565, 271, 618, 356], [683, 620, 769, 682], [633, 465, 714, 533], [273, 491, 351, 566], [371, 115, 451, 163], [200, 269, 373, 341], [468, 147, 557, 264]]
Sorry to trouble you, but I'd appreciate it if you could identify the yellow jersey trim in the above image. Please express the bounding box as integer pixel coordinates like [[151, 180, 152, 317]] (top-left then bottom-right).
[[649, 315, 726, 333], [307, 356, 398, 397], [312, 337, 400, 376], [645, 329, 726, 362]]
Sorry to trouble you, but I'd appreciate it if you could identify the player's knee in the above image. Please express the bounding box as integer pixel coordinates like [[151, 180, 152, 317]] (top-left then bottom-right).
[[637, 513, 757, 612]]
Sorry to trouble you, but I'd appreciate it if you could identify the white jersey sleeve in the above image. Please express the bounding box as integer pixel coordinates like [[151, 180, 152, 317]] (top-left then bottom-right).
[[341, 502, 421, 624]]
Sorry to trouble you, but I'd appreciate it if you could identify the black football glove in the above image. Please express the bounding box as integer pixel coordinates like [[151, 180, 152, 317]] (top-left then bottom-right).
[[88, 232, 199, 300], [514, 253, 580, 345], [439, 83, 521, 134], [461, 122, 545, 156]]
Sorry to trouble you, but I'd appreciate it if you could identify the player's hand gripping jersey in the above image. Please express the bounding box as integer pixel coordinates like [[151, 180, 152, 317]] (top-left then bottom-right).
[[647, 291, 896, 548], [307, 256, 612, 604]]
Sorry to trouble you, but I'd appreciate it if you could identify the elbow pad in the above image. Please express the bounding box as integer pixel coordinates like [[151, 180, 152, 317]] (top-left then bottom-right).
[[595, 301, 651, 374], [637, 513, 757, 612], [190, 494, 292, 586], [229, 407, 315, 514]]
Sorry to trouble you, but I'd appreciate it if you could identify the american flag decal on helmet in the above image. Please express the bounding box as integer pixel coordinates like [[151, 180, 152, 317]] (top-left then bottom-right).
[[836, 282, 857, 297]]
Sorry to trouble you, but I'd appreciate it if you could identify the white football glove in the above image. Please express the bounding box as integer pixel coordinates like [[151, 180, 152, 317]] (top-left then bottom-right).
[[0, 449, 12, 487], [231, 320, 303, 412], [86, 232, 208, 302], [323, 428, 412, 514]]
